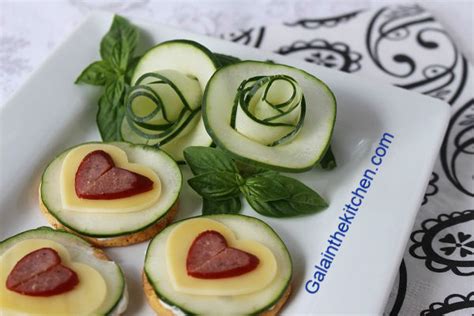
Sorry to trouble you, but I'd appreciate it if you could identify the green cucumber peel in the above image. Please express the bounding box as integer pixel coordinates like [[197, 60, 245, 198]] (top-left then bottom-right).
[[318, 146, 337, 170], [184, 146, 328, 217], [214, 53, 241, 67], [203, 60, 337, 172], [123, 70, 202, 145], [75, 15, 139, 141], [230, 73, 306, 147]]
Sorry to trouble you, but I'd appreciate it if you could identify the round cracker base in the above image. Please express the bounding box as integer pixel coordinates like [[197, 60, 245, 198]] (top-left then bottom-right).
[[39, 188, 178, 247], [142, 272, 291, 316]]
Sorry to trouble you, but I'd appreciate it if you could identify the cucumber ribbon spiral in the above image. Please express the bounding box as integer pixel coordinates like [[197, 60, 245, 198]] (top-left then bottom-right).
[[125, 69, 202, 146], [232, 75, 306, 146]]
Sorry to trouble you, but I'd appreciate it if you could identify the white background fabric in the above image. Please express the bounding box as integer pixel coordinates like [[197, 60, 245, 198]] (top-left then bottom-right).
[[1, 1, 473, 315], [0, 0, 473, 103]]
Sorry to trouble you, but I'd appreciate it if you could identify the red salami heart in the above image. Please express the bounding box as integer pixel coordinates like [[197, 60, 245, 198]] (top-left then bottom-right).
[[75, 150, 153, 199], [6, 248, 79, 296], [186, 230, 259, 279]]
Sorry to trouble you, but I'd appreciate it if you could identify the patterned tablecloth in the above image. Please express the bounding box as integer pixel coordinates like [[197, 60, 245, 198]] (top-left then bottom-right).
[[1, 1, 473, 315], [222, 7, 474, 316]]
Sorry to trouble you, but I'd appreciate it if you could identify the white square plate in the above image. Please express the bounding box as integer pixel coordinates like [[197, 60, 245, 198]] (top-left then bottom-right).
[[0, 12, 450, 315]]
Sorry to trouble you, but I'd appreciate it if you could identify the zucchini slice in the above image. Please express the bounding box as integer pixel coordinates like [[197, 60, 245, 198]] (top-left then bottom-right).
[[40, 142, 181, 237], [121, 40, 220, 162], [144, 214, 292, 315], [203, 61, 336, 172], [0, 227, 126, 315]]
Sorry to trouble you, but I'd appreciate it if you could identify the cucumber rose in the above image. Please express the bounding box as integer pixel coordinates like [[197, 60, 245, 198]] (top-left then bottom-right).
[[203, 61, 337, 172], [120, 40, 220, 162], [233, 74, 305, 146], [124, 70, 202, 148]]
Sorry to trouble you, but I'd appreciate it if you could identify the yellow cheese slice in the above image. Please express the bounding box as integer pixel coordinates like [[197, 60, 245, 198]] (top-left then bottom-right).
[[166, 218, 277, 296], [60, 143, 161, 213], [0, 239, 106, 315]]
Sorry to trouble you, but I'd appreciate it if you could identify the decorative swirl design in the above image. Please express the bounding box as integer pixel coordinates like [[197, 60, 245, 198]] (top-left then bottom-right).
[[231, 75, 305, 146], [440, 99, 474, 197], [422, 172, 439, 205], [277, 39, 362, 73], [420, 292, 474, 315], [222, 27, 266, 48], [366, 5, 467, 104], [410, 210, 474, 276], [283, 10, 364, 29], [386, 260, 407, 316], [124, 70, 201, 145]]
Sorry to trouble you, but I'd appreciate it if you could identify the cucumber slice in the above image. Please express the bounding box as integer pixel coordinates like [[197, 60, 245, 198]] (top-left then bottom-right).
[[121, 40, 220, 162], [40, 142, 182, 237], [203, 61, 337, 172], [0, 227, 126, 315], [214, 53, 240, 67], [144, 214, 292, 315]]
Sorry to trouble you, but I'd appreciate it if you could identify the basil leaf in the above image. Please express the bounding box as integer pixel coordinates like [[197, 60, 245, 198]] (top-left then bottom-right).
[[96, 77, 126, 141], [246, 197, 282, 217], [243, 175, 289, 202], [100, 15, 138, 70], [184, 147, 238, 175], [125, 55, 141, 84], [246, 194, 328, 217], [75, 60, 114, 86], [243, 175, 328, 217], [188, 172, 241, 200], [110, 40, 130, 71], [318, 146, 337, 170], [234, 160, 274, 178], [75, 15, 139, 144], [202, 197, 242, 215], [106, 76, 125, 104]]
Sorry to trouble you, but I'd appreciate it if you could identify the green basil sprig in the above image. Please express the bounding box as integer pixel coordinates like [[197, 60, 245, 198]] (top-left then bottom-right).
[[184, 146, 328, 217], [75, 15, 139, 141]]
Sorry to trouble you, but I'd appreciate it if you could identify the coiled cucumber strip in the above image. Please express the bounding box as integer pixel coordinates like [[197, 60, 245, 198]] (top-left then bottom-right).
[[232, 75, 306, 146], [203, 61, 336, 172], [121, 40, 220, 162]]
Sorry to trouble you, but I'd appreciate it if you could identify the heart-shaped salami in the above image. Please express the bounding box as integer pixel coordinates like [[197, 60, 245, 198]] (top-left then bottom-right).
[[6, 248, 79, 296], [75, 150, 153, 199], [186, 230, 259, 279]]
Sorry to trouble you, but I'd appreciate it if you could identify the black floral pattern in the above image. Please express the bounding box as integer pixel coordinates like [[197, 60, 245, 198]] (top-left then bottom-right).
[[439, 232, 474, 257], [221, 27, 266, 48], [420, 292, 474, 315], [284, 10, 364, 29], [222, 6, 473, 313], [366, 4, 468, 104], [410, 210, 474, 276], [276, 39, 362, 72], [422, 172, 439, 205], [2, 2, 471, 314], [440, 99, 474, 197], [304, 51, 338, 68], [387, 260, 408, 316]]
